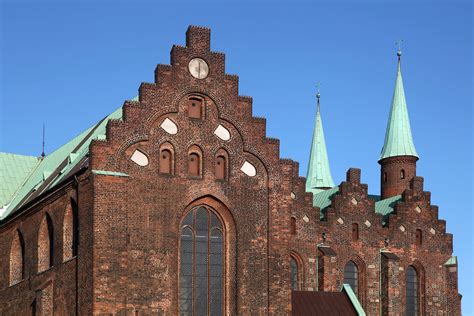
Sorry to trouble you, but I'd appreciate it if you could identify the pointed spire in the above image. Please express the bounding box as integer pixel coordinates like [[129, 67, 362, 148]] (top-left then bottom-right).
[[306, 87, 335, 194], [379, 46, 419, 161]]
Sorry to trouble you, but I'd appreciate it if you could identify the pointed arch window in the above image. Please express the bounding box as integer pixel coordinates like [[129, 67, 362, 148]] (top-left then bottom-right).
[[180, 206, 224, 315], [344, 261, 358, 295], [290, 256, 299, 290], [215, 156, 226, 180], [63, 199, 79, 261], [9, 229, 25, 285], [159, 143, 174, 175], [406, 266, 418, 316], [38, 213, 54, 272]]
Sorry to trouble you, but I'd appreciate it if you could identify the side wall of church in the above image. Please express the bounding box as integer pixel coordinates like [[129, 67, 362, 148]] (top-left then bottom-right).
[[0, 182, 87, 315]]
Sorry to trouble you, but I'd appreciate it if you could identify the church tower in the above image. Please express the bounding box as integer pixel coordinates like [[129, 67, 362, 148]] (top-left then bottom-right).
[[306, 89, 335, 194], [379, 48, 419, 199]]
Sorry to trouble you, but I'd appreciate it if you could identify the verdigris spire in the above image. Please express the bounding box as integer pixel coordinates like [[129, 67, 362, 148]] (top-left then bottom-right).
[[379, 48, 419, 161], [306, 89, 335, 194]]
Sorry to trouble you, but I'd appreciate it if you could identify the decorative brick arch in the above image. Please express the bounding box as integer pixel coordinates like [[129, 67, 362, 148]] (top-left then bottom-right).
[[215, 148, 229, 180], [9, 229, 25, 285], [63, 198, 78, 261], [187, 144, 203, 177], [345, 255, 367, 308], [38, 213, 54, 273], [178, 195, 236, 315]]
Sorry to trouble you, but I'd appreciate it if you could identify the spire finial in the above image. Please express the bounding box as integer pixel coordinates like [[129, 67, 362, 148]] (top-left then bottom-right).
[[41, 123, 45, 158], [396, 39, 403, 60], [316, 82, 321, 110]]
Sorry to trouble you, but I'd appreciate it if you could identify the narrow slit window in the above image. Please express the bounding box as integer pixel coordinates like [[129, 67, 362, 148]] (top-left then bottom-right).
[[352, 223, 359, 241], [416, 229, 422, 246], [401, 169, 405, 179], [290, 217, 296, 235]]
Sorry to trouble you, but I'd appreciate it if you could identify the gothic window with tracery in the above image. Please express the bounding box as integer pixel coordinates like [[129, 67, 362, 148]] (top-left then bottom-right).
[[180, 206, 224, 315]]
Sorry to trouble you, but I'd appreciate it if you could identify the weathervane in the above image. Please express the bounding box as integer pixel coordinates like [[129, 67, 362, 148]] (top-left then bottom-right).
[[396, 39, 403, 59], [316, 82, 321, 110]]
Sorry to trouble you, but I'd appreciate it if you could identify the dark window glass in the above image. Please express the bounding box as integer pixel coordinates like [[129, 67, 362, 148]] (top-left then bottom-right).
[[406, 266, 418, 316], [180, 206, 223, 315], [291, 257, 299, 290], [344, 261, 358, 295]]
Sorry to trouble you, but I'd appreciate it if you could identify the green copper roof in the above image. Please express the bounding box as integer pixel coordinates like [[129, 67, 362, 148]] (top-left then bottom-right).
[[380, 54, 419, 160], [0, 153, 40, 207], [306, 99, 335, 194], [0, 106, 123, 221], [444, 256, 457, 266], [312, 190, 401, 222], [341, 284, 366, 316]]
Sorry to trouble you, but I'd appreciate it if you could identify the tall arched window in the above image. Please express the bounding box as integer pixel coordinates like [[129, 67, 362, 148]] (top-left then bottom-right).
[[352, 223, 359, 241], [63, 199, 79, 261], [406, 266, 418, 316], [10, 229, 25, 285], [290, 256, 299, 290], [180, 206, 224, 315], [344, 261, 358, 295], [290, 217, 296, 235], [38, 213, 54, 272]]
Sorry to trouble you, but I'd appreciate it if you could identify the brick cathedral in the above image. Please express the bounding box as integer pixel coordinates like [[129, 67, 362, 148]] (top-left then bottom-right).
[[0, 26, 461, 315]]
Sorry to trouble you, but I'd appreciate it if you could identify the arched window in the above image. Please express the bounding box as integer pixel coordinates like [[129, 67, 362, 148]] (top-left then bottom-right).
[[383, 172, 387, 183], [352, 223, 359, 241], [290, 217, 296, 235], [215, 156, 226, 180], [38, 213, 54, 272], [9, 229, 25, 285], [416, 229, 422, 246], [180, 206, 224, 315], [188, 146, 202, 177], [401, 169, 405, 179], [290, 256, 299, 290], [406, 266, 418, 315], [344, 261, 358, 295], [160, 149, 172, 174], [188, 97, 203, 119], [63, 199, 78, 261]]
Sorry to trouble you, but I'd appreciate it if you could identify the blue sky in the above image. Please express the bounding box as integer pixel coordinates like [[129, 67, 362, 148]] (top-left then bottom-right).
[[1, 1, 472, 313]]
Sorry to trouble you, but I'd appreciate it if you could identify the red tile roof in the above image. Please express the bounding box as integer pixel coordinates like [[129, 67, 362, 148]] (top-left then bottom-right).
[[292, 291, 358, 316]]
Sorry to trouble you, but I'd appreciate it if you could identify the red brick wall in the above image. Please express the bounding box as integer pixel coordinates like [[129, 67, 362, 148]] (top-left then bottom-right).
[[0, 26, 461, 315]]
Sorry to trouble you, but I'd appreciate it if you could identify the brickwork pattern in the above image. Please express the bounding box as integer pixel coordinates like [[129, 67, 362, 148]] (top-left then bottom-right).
[[0, 26, 461, 315]]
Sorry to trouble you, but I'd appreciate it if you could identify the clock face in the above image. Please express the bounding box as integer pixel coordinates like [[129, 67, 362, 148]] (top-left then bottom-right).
[[188, 58, 209, 79]]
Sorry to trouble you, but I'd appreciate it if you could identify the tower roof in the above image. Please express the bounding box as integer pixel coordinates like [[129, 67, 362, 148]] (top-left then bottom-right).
[[380, 51, 419, 161], [306, 94, 335, 194]]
